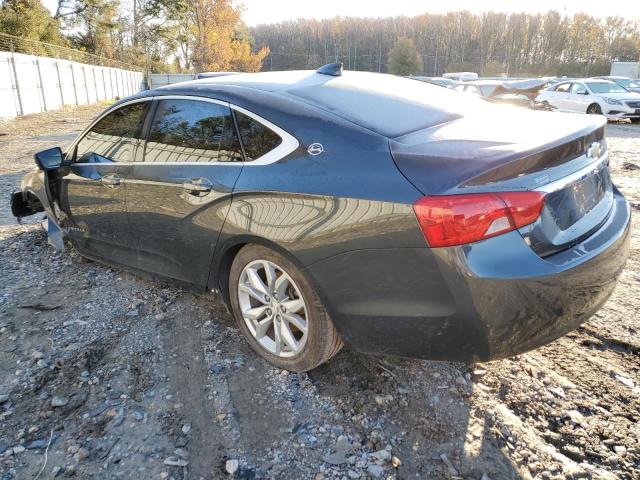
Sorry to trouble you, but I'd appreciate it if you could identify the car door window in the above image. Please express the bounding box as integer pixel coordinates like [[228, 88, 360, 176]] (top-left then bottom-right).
[[570, 83, 587, 95], [145, 99, 242, 163], [234, 111, 282, 161], [554, 83, 571, 93], [74, 102, 149, 164]]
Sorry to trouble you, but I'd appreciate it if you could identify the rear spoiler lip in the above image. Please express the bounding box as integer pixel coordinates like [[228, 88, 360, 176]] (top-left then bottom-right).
[[389, 117, 606, 196], [461, 123, 606, 187]]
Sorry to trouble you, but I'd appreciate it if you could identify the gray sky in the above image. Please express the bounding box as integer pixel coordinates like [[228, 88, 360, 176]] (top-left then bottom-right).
[[43, 0, 640, 25]]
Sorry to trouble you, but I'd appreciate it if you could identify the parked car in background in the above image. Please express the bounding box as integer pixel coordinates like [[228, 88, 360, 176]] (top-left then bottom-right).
[[536, 79, 640, 122], [407, 75, 458, 88], [453, 78, 554, 109], [195, 71, 241, 79], [12, 65, 630, 371], [592, 76, 640, 94], [410, 76, 457, 88], [442, 71, 478, 82]]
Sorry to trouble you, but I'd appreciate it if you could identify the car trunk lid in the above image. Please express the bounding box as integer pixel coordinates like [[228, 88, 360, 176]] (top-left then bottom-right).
[[391, 110, 612, 256]]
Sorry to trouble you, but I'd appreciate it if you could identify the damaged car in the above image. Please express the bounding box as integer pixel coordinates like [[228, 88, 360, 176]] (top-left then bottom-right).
[[12, 63, 631, 371], [454, 78, 557, 109]]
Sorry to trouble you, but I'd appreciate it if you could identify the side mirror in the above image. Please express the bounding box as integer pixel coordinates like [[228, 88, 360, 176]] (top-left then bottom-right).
[[34, 147, 64, 171]]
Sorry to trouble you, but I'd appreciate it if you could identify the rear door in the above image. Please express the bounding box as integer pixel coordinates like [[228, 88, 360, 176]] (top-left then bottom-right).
[[123, 96, 244, 286], [57, 100, 150, 263]]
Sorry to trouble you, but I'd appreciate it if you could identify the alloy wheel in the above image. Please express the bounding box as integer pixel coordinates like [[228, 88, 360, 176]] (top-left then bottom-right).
[[237, 259, 309, 357]]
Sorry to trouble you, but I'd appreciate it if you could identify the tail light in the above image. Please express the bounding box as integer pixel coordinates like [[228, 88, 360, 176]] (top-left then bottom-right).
[[413, 191, 546, 247]]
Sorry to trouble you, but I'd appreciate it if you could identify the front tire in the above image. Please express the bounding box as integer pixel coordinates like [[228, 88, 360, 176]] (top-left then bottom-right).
[[229, 244, 342, 371], [587, 103, 602, 115]]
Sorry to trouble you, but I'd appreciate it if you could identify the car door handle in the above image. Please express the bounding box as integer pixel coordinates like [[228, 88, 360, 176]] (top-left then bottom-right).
[[100, 174, 121, 188], [182, 177, 213, 194]]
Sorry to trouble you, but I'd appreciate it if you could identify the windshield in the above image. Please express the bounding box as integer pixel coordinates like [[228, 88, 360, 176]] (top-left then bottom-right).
[[586, 82, 627, 94], [613, 78, 632, 88]]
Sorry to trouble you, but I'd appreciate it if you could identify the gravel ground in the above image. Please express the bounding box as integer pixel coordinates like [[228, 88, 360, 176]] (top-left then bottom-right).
[[0, 105, 639, 480]]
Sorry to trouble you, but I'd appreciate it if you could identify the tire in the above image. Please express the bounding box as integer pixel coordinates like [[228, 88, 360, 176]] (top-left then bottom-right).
[[587, 103, 602, 115], [229, 244, 342, 371]]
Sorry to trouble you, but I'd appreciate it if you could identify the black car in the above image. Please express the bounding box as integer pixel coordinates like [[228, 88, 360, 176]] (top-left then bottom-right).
[[12, 63, 631, 372]]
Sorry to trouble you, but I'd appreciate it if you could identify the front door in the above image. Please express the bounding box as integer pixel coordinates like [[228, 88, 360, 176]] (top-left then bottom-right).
[[550, 82, 571, 111], [57, 100, 150, 264], [124, 97, 244, 286], [568, 83, 591, 113]]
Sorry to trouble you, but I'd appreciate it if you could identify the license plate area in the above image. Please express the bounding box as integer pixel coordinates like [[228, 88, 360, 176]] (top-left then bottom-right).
[[544, 166, 612, 230], [524, 164, 614, 257]]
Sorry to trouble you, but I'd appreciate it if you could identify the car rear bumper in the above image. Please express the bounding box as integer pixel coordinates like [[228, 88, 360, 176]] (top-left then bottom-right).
[[308, 188, 630, 362]]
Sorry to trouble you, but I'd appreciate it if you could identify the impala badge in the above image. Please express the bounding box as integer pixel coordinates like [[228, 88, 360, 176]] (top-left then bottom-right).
[[307, 143, 324, 156], [586, 141, 601, 159]]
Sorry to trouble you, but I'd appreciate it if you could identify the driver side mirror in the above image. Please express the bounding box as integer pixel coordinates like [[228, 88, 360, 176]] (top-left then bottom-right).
[[34, 147, 64, 171]]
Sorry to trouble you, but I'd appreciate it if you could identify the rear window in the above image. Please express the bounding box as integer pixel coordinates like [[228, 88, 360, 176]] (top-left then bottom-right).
[[234, 111, 282, 161], [145, 99, 242, 163], [286, 73, 483, 138]]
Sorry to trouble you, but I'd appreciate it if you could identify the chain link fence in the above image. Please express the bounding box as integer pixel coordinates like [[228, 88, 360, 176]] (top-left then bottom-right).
[[0, 33, 146, 120], [0, 32, 143, 72]]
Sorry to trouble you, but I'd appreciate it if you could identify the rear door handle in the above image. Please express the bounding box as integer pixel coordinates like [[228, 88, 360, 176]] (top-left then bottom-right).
[[182, 177, 213, 194], [100, 174, 121, 188]]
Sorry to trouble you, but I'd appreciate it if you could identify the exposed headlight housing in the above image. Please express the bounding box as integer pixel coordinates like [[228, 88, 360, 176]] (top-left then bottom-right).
[[603, 97, 622, 105]]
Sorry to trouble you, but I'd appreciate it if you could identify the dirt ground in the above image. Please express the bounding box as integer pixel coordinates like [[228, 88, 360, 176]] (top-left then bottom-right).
[[0, 105, 638, 480]]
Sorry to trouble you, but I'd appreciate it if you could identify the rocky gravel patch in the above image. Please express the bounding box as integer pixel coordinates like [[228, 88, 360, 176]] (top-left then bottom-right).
[[1, 106, 639, 479]]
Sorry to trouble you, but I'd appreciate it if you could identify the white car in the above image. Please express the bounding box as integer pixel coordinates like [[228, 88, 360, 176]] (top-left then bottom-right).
[[536, 79, 640, 123]]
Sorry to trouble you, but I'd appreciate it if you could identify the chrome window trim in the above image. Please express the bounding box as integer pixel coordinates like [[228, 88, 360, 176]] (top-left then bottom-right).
[[66, 94, 299, 166]]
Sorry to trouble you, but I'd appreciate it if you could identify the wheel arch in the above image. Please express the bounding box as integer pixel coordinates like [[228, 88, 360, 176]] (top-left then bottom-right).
[[587, 102, 602, 114], [209, 235, 330, 314]]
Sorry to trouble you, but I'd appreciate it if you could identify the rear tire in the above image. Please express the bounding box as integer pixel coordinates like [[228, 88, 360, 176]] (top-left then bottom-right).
[[587, 103, 602, 115], [229, 244, 342, 372]]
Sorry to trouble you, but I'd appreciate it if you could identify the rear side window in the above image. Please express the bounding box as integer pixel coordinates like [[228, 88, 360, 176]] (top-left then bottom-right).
[[145, 99, 242, 163], [234, 111, 282, 161], [554, 83, 571, 93], [75, 102, 148, 163]]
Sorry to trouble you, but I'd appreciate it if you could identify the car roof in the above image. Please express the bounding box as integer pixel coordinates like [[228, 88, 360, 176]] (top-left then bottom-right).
[[465, 80, 502, 85], [594, 76, 630, 80], [153, 70, 488, 138], [581, 79, 616, 83]]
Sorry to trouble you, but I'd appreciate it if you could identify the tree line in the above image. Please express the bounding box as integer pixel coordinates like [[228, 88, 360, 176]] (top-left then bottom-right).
[[0, 0, 268, 72], [251, 12, 640, 77], [1, 1, 639, 77]]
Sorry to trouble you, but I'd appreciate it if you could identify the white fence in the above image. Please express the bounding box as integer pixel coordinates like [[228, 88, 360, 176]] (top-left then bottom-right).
[[0, 51, 146, 120], [149, 73, 196, 88]]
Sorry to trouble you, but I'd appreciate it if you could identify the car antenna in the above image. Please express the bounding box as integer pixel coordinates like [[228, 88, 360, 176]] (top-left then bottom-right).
[[316, 62, 343, 77]]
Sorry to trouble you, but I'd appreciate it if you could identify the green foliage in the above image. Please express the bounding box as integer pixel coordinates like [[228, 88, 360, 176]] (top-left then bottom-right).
[[445, 62, 476, 74], [481, 61, 506, 76], [387, 37, 423, 75], [0, 0, 66, 45]]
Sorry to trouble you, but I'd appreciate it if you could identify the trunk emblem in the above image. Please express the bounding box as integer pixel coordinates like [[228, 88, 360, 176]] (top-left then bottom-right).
[[586, 142, 601, 159], [307, 143, 324, 156]]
